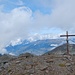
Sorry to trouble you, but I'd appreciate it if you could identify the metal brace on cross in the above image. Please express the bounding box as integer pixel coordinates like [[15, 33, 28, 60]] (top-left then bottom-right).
[[60, 31, 75, 55]]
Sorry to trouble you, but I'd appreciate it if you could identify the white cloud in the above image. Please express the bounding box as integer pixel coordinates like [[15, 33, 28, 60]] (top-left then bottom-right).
[[50, 0, 75, 29], [0, 6, 33, 54], [0, 45, 8, 54], [32, 0, 75, 33], [28, 33, 60, 42]]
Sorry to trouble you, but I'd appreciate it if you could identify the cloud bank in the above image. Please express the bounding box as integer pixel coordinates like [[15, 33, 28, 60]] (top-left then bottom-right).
[[0, 6, 33, 54], [0, 0, 75, 54]]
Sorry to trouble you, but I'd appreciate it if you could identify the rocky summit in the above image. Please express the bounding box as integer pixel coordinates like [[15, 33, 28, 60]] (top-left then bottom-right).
[[0, 53, 75, 75]]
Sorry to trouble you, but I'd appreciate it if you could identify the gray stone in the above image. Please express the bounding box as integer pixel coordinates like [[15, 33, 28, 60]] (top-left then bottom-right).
[[66, 63, 71, 66]]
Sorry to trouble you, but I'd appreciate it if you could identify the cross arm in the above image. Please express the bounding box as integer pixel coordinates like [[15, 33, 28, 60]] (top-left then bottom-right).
[[60, 35, 75, 37]]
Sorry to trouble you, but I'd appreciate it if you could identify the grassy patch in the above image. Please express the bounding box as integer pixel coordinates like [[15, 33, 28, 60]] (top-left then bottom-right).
[[59, 63, 66, 67]]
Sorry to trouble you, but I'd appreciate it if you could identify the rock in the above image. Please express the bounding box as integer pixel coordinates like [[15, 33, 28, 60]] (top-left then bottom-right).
[[19, 53, 34, 58], [27, 69, 35, 74], [67, 66, 73, 73], [66, 63, 71, 66], [38, 63, 48, 71], [46, 59, 54, 63], [26, 65, 32, 69], [40, 65, 48, 71], [45, 70, 48, 73], [71, 62, 75, 65], [4, 63, 9, 68], [15, 61, 21, 64], [64, 55, 72, 61]]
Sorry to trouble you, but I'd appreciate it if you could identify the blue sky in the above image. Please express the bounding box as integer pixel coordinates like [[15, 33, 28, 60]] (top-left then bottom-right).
[[0, 0, 75, 54], [0, 0, 51, 14]]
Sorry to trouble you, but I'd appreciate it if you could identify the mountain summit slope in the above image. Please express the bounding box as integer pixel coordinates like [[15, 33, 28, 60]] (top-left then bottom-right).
[[45, 44, 75, 55], [0, 53, 75, 75]]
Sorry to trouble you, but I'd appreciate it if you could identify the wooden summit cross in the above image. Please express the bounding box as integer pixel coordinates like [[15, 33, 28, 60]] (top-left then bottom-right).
[[60, 31, 75, 55]]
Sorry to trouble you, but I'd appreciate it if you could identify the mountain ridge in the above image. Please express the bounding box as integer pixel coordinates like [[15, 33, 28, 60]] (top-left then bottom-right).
[[6, 39, 64, 55]]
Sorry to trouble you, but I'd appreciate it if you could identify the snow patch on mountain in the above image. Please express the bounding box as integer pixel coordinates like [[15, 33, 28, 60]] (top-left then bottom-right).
[[69, 40, 75, 44], [10, 38, 22, 46], [51, 44, 58, 47], [9, 53, 15, 56]]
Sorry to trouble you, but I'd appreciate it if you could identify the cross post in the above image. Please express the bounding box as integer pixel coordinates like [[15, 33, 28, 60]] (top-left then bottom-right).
[[60, 31, 75, 55]]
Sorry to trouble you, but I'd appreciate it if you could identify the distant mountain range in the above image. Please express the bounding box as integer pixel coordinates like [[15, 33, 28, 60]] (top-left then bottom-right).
[[5, 38, 75, 56]]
